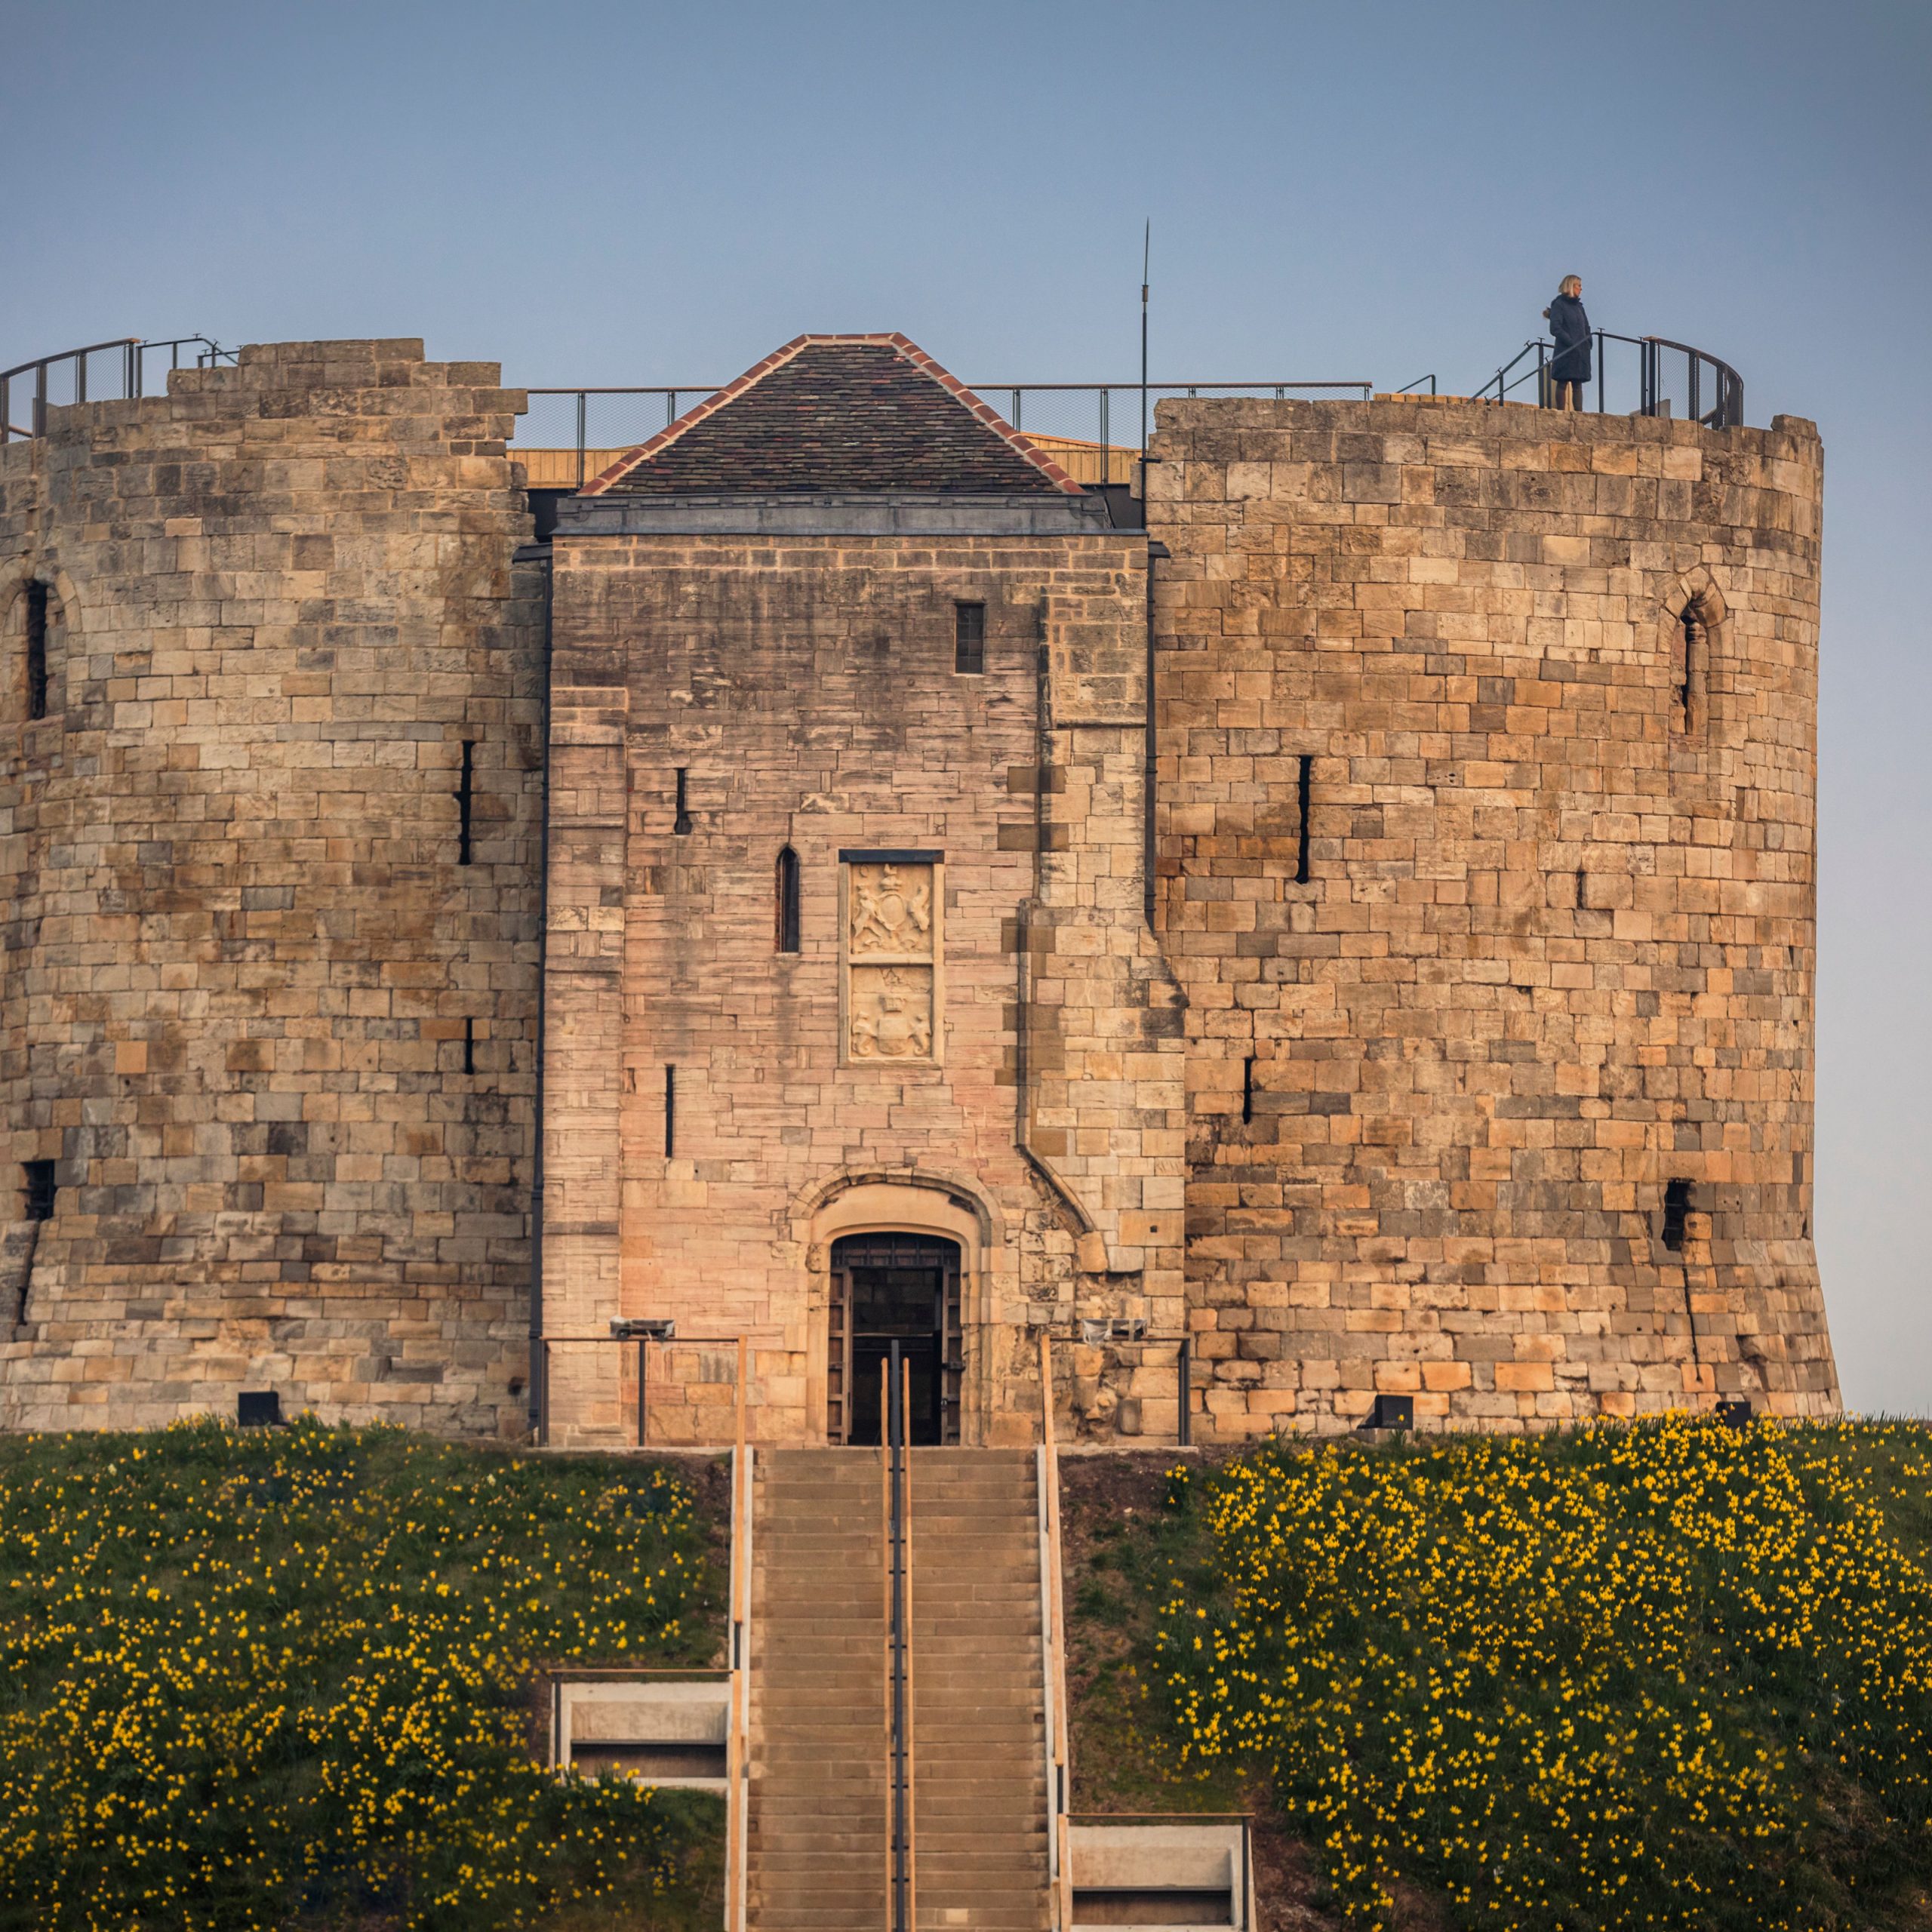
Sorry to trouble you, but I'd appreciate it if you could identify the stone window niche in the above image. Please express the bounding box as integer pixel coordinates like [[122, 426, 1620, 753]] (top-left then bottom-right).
[[775, 845, 801, 954], [1666, 580, 1724, 740], [1663, 1177, 1694, 1252], [16, 577, 63, 724], [23, 1161, 55, 1223], [455, 740, 475, 864], [1295, 752, 1315, 883], [839, 849, 943, 1065], [954, 601, 986, 673]]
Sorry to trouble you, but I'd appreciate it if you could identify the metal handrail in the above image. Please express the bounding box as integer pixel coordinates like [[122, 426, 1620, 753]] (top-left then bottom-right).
[[1, 335, 235, 442], [1177, 1334, 1193, 1448], [882, 1346, 915, 1932], [1038, 1333, 1074, 1929], [515, 379, 1376, 488], [1471, 329, 1744, 429], [532, 1327, 752, 1927], [518, 379, 1372, 403], [727, 1335, 750, 1932], [537, 1329, 749, 1448]]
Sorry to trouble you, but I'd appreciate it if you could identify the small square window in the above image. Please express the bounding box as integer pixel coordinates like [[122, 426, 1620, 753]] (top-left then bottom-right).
[[954, 603, 985, 675]]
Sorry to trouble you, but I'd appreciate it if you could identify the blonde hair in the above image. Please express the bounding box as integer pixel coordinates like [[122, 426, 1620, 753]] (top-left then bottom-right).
[[1560, 275, 1582, 296]]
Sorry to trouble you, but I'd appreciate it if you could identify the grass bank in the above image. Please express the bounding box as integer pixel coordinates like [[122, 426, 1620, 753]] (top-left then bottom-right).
[[0, 1420, 727, 1931], [1063, 1417, 1932, 1931]]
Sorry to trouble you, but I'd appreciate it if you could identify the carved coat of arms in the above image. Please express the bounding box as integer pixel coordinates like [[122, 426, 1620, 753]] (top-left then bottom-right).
[[848, 866, 932, 957], [850, 968, 934, 1059], [845, 862, 938, 1062]]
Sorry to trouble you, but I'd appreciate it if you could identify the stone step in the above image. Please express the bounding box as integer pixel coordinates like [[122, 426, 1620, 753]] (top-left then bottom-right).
[[748, 1829, 884, 1846], [752, 1604, 885, 1626], [915, 1598, 1042, 1615], [748, 1447, 1052, 1931]]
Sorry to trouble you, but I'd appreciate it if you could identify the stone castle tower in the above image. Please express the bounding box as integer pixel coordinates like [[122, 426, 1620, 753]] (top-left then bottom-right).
[[0, 333, 1839, 1441]]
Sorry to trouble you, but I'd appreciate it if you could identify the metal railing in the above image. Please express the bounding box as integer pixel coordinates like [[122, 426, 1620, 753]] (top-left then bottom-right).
[[534, 1327, 751, 1927], [1, 336, 235, 442], [1471, 331, 1744, 428], [1038, 1332, 1074, 1929], [515, 380, 1375, 489], [882, 1346, 916, 1932], [538, 1327, 747, 1448], [727, 1337, 751, 1932]]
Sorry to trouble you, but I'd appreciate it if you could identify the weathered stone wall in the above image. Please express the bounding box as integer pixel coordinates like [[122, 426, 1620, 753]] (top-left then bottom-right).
[[0, 340, 1841, 1450], [0, 340, 543, 1433], [1151, 396, 1838, 1434], [540, 529, 1186, 1447]]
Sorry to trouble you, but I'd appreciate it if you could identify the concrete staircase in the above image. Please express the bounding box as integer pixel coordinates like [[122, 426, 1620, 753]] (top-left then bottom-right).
[[748, 1447, 889, 1929], [746, 1445, 1051, 1931], [909, 1447, 1051, 1930]]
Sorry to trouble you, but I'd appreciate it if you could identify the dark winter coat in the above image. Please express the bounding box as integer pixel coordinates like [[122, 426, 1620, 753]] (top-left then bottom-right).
[[1546, 293, 1593, 383]]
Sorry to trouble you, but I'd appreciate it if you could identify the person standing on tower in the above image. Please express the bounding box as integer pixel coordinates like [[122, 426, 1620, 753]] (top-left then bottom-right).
[[1544, 275, 1592, 409]]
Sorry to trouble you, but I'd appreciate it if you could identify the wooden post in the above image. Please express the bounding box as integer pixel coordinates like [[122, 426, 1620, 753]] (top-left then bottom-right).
[[1038, 1329, 1055, 1451]]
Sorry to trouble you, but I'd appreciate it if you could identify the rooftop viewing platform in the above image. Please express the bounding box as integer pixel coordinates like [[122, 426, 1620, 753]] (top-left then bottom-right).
[[2, 328, 1746, 490]]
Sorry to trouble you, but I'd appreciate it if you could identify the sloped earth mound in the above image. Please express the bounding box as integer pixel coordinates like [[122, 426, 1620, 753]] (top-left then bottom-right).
[[0, 1421, 728, 1930], [1062, 1422, 1932, 1932]]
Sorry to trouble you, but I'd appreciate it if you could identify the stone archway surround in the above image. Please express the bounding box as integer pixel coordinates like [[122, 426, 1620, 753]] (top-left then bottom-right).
[[792, 1169, 1007, 1447]]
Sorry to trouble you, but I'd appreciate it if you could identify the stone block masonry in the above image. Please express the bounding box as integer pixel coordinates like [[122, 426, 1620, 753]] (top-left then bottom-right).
[[540, 528, 1187, 1448], [0, 334, 1841, 1446], [0, 341, 544, 1433], [1152, 395, 1838, 1435]]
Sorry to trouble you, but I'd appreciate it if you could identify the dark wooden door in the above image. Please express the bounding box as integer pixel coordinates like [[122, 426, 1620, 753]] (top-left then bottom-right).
[[829, 1232, 961, 1445]]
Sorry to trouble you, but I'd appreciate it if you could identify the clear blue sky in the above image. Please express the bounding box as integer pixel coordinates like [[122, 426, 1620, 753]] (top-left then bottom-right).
[[5, 0, 1927, 1411]]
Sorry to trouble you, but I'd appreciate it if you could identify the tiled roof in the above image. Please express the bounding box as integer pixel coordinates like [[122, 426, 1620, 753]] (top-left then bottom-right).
[[582, 334, 1082, 497]]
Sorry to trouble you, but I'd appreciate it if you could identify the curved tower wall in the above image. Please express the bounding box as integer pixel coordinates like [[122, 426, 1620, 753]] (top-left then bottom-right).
[[1152, 396, 1837, 1433], [0, 340, 543, 1433]]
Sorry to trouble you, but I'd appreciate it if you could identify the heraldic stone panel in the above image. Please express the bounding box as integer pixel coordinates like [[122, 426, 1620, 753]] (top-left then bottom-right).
[[844, 860, 939, 1063]]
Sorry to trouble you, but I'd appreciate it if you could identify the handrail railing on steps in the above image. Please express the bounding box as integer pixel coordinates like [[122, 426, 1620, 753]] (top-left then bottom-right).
[[882, 1346, 916, 1932], [1038, 1334, 1074, 1929], [726, 1335, 750, 1932]]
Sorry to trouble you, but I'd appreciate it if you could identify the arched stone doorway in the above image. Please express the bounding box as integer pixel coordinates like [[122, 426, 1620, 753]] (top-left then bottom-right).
[[797, 1172, 1001, 1446], [829, 1232, 962, 1446]]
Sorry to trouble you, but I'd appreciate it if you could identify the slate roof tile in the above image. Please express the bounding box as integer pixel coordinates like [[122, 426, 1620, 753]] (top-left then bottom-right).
[[583, 334, 1081, 497]]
